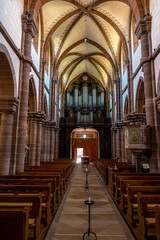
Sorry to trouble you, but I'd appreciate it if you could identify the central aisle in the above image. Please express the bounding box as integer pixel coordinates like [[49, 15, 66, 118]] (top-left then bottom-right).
[[45, 165, 135, 240]]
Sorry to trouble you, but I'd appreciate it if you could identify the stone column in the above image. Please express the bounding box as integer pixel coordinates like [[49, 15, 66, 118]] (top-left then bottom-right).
[[117, 121, 126, 162], [28, 114, 37, 166], [54, 126, 59, 160], [136, 16, 157, 171], [115, 123, 121, 161], [36, 114, 44, 166], [46, 123, 51, 162], [50, 122, 56, 162], [114, 79, 121, 120], [125, 59, 132, 113], [0, 99, 18, 175], [111, 126, 117, 160], [53, 79, 57, 121], [41, 121, 47, 162], [16, 16, 38, 172]]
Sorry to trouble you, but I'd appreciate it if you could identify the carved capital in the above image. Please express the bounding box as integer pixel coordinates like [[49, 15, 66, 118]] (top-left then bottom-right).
[[0, 97, 19, 114], [26, 18, 38, 38], [135, 16, 152, 39]]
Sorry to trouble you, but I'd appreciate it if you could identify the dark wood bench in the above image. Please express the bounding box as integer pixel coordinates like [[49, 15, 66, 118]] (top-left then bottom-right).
[[155, 205, 160, 240], [126, 185, 160, 227], [118, 179, 160, 213], [0, 193, 42, 239], [16, 172, 62, 200], [0, 178, 57, 213], [0, 184, 51, 226], [137, 193, 160, 240], [0, 207, 30, 240]]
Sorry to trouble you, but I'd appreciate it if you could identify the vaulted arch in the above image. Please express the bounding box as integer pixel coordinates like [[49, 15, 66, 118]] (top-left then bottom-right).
[[0, 44, 17, 98], [135, 77, 145, 113]]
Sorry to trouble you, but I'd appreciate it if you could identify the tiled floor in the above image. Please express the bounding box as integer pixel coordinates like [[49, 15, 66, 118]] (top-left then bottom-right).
[[45, 165, 135, 240]]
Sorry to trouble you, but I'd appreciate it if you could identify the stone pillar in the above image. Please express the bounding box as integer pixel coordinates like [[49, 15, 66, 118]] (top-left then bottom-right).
[[0, 98, 19, 175], [117, 121, 126, 162], [16, 16, 38, 172], [125, 59, 132, 113], [53, 79, 57, 121], [114, 79, 121, 120], [41, 122, 47, 162], [36, 114, 43, 166], [135, 16, 157, 171], [115, 123, 121, 161], [54, 127, 59, 160], [50, 122, 55, 162], [111, 126, 117, 160], [0, 99, 19, 175], [46, 123, 51, 162], [28, 114, 37, 166]]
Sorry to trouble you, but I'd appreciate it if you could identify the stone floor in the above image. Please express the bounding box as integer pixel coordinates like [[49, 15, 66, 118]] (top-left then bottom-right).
[[45, 165, 135, 240]]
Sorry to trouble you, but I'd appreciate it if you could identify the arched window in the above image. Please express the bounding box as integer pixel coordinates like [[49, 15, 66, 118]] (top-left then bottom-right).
[[33, 14, 39, 53], [122, 44, 127, 73]]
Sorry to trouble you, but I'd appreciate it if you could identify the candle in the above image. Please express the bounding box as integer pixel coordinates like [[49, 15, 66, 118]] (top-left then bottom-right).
[[86, 168, 88, 172], [89, 197, 91, 202]]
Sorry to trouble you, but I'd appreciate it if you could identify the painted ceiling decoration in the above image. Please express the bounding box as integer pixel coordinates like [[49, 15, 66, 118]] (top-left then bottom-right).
[[41, 0, 131, 91]]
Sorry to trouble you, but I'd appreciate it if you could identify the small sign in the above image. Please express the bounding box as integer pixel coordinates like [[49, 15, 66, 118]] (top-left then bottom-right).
[[142, 163, 150, 169]]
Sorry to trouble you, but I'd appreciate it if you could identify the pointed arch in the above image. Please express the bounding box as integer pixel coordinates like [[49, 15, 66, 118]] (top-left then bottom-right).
[[44, 94, 48, 117], [124, 95, 129, 119], [135, 77, 145, 113], [28, 76, 37, 112], [0, 44, 17, 98]]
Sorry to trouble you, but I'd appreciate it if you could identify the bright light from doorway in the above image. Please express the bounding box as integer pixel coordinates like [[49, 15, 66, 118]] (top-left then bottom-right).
[[77, 148, 83, 163]]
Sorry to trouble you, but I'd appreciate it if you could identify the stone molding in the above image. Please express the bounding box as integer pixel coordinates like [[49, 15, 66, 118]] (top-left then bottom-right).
[[27, 112, 45, 122], [135, 16, 152, 39], [0, 98, 19, 113]]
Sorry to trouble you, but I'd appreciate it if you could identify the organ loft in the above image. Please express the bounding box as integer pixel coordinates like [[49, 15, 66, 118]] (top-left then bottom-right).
[[0, 0, 160, 239]]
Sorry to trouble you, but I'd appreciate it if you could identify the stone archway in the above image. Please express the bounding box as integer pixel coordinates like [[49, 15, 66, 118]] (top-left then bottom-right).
[[124, 95, 129, 120], [0, 44, 18, 174], [71, 128, 100, 163], [26, 76, 38, 165], [135, 77, 145, 113]]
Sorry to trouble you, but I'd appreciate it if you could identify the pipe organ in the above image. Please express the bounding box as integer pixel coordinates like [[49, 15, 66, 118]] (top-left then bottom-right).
[[65, 75, 106, 124]]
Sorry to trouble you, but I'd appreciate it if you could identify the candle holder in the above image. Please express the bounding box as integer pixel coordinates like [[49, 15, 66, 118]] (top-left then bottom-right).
[[84, 168, 90, 191], [82, 200, 97, 240]]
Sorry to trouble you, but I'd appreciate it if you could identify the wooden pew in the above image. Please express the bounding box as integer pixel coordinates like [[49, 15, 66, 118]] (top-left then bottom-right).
[[126, 185, 160, 227], [155, 206, 160, 240], [0, 184, 51, 226], [113, 173, 160, 198], [0, 207, 30, 240], [16, 172, 62, 200], [0, 193, 42, 239], [118, 179, 160, 213], [137, 193, 160, 240]]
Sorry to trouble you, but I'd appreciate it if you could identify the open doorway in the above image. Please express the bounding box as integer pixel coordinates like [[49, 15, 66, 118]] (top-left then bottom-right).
[[71, 128, 99, 163], [77, 148, 83, 163]]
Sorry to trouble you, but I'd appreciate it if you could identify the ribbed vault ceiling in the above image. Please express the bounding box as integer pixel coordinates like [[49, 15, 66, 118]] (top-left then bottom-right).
[[42, 0, 131, 90]]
